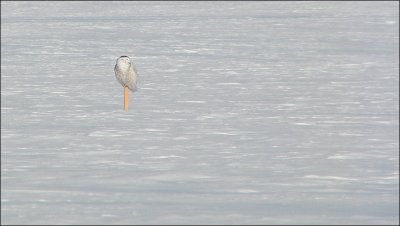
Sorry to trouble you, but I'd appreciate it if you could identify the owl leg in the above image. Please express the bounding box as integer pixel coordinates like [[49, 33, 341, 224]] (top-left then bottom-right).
[[124, 86, 129, 112]]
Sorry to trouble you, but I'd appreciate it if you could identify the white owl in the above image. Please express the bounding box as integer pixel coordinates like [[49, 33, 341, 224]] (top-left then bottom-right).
[[114, 56, 138, 111]]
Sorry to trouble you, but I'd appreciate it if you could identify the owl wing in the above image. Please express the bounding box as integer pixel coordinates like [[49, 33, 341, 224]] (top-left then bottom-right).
[[132, 64, 138, 75], [126, 66, 138, 92]]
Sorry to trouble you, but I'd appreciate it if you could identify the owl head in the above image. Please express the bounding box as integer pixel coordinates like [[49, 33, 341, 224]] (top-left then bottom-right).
[[117, 56, 131, 65]]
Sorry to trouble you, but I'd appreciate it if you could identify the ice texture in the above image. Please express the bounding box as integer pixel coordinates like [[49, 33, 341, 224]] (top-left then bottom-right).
[[1, 1, 399, 224]]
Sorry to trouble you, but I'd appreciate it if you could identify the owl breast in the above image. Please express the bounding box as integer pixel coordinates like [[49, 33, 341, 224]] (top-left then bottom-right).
[[114, 62, 138, 92]]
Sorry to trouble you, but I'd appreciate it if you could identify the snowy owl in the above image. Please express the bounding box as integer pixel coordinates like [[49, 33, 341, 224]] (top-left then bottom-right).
[[114, 56, 138, 111]]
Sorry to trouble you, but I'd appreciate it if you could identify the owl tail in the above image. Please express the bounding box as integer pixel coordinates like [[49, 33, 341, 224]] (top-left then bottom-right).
[[124, 86, 129, 111]]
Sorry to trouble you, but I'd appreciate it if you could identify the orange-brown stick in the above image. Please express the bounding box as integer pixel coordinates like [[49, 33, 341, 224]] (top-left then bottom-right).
[[124, 86, 129, 111]]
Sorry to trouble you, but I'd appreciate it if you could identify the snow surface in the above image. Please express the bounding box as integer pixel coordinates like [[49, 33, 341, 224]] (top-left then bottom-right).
[[1, 1, 399, 224]]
